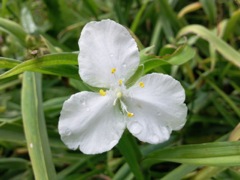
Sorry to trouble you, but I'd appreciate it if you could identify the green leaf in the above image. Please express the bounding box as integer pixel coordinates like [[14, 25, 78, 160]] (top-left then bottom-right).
[[125, 65, 144, 87], [20, 5, 38, 34], [192, 166, 226, 180], [57, 156, 94, 179], [113, 163, 132, 180], [0, 124, 25, 144], [41, 65, 79, 79], [212, 99, 237, 127], [143, 45, 195, 73], [0, 53, 78, 79], [177, 25, 240, 68], [117, 132, 144, 180], [42, 0, 63, 31], [0, 57, 20, 68], [43, 96, 68, 112], [40, 35, 59, 53], [223, 10, 240, 40], [0, 77, 21, 91], [21, 72, 56, 179], [164, 45, 195, 65], [206, 78, 240, 118], [0, 158, 29, 169], [1, 0, 8, 17], [161, 164, 198, 180], [83, 0, 99, 19], [142, 141, 240, 167], [0, 17, 27, 47], [158, 0, 184, 31], [130, 0, 150, 33], [200, 0, 217, 24], [177, 2, 202, 18]]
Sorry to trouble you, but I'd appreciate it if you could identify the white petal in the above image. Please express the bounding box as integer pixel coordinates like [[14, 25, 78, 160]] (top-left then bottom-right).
[[78, 19, 139, 88], [58, 91, 126, 154], [125, 73, 187, 144]]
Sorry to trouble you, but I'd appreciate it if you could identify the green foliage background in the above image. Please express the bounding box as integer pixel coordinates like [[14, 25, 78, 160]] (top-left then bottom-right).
[[0, 0, 240, 179]]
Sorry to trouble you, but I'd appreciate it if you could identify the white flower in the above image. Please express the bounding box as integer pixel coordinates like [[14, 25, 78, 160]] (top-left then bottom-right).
[[58, 19, 187, 154]]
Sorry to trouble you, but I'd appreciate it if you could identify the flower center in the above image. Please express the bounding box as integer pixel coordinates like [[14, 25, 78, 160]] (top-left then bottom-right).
[[97, 67, 139, 118], [114, 78, 134, 118], [98, 88, 134, 118]]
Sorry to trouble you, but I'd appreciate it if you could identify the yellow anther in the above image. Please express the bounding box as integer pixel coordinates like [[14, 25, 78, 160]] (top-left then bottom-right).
[[127, 112, 134, 117], [118, 79, 123, 86], [139, 82, 145, 88], [99, 89, 106, 96], [111, 68, 116, 74]]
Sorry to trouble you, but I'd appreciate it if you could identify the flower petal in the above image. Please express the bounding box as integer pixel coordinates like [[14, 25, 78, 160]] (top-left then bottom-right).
[[125, 73, 187, 144], [78, 19, 139, 88], [58, 91, 125, 154]]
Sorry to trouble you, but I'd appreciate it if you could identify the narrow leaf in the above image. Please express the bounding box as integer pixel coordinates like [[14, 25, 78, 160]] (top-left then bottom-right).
[[143, 45, 195, 73], [0, 17, 27, 47], [200, 0, 217, 24], [178, 25, 240, 67], [0, 57, 20, 68], [22, 72, 56, 179], [143, 141, 240, 167], [223, 10, 240, 40], [117, 132, 144, 180], [0, 53, 78, 79]]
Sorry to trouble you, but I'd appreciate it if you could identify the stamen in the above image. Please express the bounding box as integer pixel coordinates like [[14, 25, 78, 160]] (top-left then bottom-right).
[[139, 82, 145, 88], [127, 112, 134, 117], [120, 100, 134, 118], [99, 89, 106, 96], [118, 79, 123, 86], [111, 68, 116, 74]]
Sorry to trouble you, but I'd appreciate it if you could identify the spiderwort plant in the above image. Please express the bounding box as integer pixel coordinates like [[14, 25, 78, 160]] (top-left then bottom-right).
[[58, 19, 187, 154]]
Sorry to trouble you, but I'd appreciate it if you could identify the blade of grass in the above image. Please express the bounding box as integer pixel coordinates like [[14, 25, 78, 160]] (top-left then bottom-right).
[[200, 0, 217, 24], [178, 2, 202, 18], [21, 72, 56, 179], [1, 0, 8, 17], [113, 163, 132, 180], [161, 164, 198, 180], [223, 9, 240, 40], [0, 158, 29, 169], [0, 78, 21, 91], [0, 57, 20, 68], [83, 0, 99, 20], [149, 16, 164, 54], [113, 0, 127, 25], [212, 99, 237, 127], [125, 65, 144, 87], [178, 25, 240, 68], [0, 17, 27, 47], [0, 53, 78, 79], [193, 166, 227, 180], [143, 141, 240, 167], [0, 124, 25, 144], [130, 0, 150, 33], [206, 78, 240, 118], [143, 45, 195, 73], [117, 132, 144, 180], [158, 0, 183, 31]]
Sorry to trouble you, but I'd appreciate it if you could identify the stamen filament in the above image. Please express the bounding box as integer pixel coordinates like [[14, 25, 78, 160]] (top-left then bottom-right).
[[120, 100, 134, 118]]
